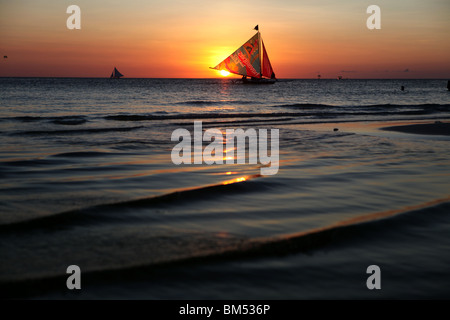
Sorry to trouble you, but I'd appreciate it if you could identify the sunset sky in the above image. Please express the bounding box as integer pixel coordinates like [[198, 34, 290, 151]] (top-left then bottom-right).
[[0, 0, 449, 78]]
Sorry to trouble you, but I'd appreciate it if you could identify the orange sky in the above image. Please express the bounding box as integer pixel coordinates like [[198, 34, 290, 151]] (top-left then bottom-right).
[[0, 0, 449, 78]]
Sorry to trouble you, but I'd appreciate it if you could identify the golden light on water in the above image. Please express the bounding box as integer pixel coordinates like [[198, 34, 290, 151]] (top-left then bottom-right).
[[222, 176, 247, 185]]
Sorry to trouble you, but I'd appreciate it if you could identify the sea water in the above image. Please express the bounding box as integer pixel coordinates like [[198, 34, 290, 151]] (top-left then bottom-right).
[[0, 78, 449, 298]]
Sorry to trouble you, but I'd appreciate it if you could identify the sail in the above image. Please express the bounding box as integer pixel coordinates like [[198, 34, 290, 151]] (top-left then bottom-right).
[[261, 40, 275, 79], [212, 33, 261, 78], [113, 67, 124, 78]]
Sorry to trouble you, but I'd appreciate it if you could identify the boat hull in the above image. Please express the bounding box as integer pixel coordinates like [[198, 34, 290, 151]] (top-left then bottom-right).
[[242, 78, 277, 85]]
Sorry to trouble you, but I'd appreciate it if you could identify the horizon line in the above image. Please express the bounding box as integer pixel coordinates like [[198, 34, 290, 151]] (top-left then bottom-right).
[[1, 76, 449, 80]]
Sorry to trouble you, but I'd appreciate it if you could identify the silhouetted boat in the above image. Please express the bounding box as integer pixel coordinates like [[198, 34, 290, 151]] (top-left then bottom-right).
[[110, 67, 124, 79], [210, 25, 276, 84]]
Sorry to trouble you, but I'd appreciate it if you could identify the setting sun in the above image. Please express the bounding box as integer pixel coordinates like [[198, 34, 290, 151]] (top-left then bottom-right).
[[219, 70, 230, 77]]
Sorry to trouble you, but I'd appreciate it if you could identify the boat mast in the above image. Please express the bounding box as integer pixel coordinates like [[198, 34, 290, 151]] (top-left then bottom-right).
[[259, 30, 262, 79]]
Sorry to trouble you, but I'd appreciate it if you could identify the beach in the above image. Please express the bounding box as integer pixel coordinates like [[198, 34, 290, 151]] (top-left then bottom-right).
[[0, 78, 449, 299]]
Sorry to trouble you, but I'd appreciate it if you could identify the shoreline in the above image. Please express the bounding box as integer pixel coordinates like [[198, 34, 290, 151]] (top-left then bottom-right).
[[287, 120, 450, 137], [381, 121, 450, 136]]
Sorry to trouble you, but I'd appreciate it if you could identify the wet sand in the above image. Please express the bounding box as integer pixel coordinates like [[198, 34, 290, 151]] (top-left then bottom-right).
[[381, 122, 450, 136]]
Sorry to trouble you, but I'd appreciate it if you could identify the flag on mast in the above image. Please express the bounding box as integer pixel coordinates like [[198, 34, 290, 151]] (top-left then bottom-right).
[[254, 25, 259, 31]]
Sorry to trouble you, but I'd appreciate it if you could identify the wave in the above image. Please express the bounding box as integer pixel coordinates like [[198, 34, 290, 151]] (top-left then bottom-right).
[[188, 117, 295, 126], [0, 158, 53, 167], [7, 115, 88, 125], [2, 196, 449, 297], [174, 100, 255, 106], [274, 103, 450, 110], [0, 174, 269, 231], [15, 126, 144, 136], [105, 111, 450, 124], [0, 151, 122, 169], [50, 151, 118, 158], [104, 104, 450, 122], [52, 118, 87, 125], [3, 104, 448, 125], [104, 113, 292, 121]]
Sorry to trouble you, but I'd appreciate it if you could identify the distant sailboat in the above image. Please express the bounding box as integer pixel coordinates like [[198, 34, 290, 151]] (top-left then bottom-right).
[[110, 67, 124, 79], [210, 25, 276, 84]]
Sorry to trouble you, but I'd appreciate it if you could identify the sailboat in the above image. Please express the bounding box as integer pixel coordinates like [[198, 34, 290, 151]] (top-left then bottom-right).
[[110, 67, 124, 79], [210, 25, 276, 84]]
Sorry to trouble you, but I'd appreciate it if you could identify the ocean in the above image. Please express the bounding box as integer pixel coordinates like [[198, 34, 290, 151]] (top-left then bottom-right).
[[1, 78, 450, 299]]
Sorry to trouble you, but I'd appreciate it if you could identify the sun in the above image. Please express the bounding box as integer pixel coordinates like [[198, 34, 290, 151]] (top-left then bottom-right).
[[219, 70, 230, 77]]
